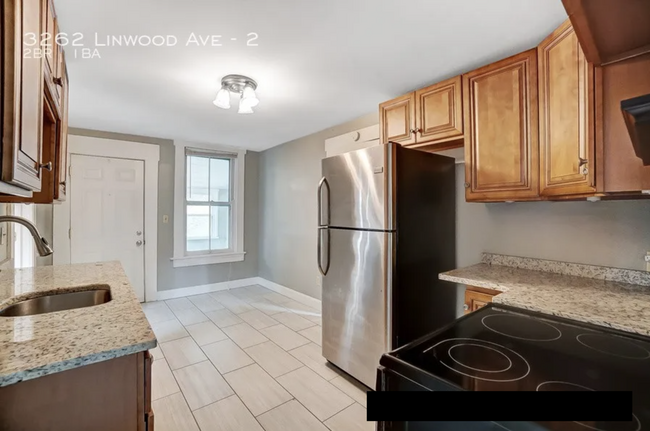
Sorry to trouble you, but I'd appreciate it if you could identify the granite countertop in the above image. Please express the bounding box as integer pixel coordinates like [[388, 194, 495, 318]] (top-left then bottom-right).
[[0, 261, 156, 387], [439, 254, 650, 337]]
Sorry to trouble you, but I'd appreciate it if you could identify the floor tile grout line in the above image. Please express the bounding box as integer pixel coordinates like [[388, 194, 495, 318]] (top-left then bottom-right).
[[274, 365, 356, 423], [224, 361, 297, 418], [153, 288, 331, 429], [165, 349, 239, 417]]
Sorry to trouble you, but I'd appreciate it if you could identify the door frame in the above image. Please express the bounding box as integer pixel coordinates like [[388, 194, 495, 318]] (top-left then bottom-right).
[[53, 135, 160, 302]]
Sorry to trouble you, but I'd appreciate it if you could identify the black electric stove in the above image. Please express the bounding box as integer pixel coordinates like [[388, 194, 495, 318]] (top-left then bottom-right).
[[377, 303, 650, 431]]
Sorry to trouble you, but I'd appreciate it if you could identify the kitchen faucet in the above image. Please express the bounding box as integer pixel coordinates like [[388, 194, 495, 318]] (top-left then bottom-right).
[[0, 215, 53, 257]]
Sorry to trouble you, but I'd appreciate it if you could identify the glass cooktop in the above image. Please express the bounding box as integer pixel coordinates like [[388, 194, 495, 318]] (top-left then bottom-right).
[[390, 305, 650, 431]]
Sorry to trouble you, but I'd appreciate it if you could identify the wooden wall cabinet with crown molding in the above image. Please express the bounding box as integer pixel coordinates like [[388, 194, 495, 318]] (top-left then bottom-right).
[[377, 17, 650, 203], [538, 20, 597, 197], [380, 76, 464, 150], [1, 0, 46, 196], [463, 49, 540, 202], [379, 93, 416, 145], [0, 0, 70, 203]]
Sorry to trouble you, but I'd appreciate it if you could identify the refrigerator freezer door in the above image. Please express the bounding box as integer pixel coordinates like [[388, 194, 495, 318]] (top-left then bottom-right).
[[322, 228, 394, 389], [321, 144, 395, 230]]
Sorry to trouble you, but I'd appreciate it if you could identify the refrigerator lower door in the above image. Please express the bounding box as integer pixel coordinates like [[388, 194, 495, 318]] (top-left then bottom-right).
[[322, 228, 394, 389]]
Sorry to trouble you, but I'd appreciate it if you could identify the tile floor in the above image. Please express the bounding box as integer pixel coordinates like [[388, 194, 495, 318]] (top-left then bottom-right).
[[142, 285, 375, 431]]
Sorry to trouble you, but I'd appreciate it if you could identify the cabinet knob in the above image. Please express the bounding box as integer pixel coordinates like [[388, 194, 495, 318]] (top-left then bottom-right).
[[579, 157, 589, 175], [40, 162, 53, 171], [59, 181, 66, 186], [410, 128, 421, 135], [53, 77, 63, 87], [464, 182, 470, 189], [463, 304, 469, 311]]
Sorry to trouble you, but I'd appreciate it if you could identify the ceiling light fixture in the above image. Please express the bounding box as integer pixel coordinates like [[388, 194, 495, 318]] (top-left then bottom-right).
[[213, 74, 259, 114]]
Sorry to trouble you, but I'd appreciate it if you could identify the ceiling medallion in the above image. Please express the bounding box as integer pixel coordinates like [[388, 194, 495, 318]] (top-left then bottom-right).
[[213, 74, 259, 114]]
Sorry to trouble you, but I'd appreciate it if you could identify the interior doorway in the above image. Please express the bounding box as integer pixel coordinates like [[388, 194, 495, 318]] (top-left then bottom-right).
[[69, 154, 145, 301], [53, 134, 160, 302]]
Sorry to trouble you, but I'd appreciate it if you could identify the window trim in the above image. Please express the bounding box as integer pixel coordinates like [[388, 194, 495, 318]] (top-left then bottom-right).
[[172, 141, 246, 267]]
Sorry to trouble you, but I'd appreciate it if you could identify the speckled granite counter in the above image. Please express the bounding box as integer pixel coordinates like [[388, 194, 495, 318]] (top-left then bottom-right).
[[0, 261, 156, 387], [440, 254, 650, 337]]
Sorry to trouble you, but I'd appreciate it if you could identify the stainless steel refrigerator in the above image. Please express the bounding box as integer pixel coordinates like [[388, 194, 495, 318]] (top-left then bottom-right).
[[318, 142, 457, 389]]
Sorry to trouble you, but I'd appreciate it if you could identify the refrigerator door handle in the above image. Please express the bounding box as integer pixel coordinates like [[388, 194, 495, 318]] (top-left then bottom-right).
[[317, 177, 330, 227], [317, 228, 330, 276]]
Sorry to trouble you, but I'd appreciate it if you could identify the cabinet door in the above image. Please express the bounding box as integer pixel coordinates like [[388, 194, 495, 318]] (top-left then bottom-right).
[[538, 21, 595, 196], [415, 76, 463, 143], [464, 290, 494, 315], [1, 0, 45, 191], [463, 49, 539, 201], [44, 0, 58, 81], [379, 93, 416, 145], [55, 55, 69, 200]]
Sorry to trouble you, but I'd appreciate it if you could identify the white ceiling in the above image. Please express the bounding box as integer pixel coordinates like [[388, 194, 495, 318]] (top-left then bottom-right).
[[56, 0, 567, 151]]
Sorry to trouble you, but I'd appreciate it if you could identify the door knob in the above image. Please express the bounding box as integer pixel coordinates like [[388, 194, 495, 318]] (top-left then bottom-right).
[[136, 240, 143, 246]]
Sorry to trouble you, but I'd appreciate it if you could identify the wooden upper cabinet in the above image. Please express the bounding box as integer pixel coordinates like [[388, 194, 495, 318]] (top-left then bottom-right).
[[538, 20, 596, 196], [2, 0, 45, 192], [415, 76, 463, 143], [56, 56, 70, 201], [561, 0, 650, 66], [379, 93, 416, 145], [463, 49, 540, 201], [599, 53, 650, 192], [44, 0, 63, 108]]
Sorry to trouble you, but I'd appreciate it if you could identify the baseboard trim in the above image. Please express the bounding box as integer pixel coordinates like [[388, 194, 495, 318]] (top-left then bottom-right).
[[253, 277, 321, 309], [153, 276, 322, 309], [155, 277, 259, 301]]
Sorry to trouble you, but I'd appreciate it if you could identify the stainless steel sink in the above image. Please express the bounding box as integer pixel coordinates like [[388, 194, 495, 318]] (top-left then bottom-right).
[[0, 286, 111, 317]]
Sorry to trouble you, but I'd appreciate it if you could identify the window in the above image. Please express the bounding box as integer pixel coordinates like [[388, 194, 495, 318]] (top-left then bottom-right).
[[172, 142, 246, 267]]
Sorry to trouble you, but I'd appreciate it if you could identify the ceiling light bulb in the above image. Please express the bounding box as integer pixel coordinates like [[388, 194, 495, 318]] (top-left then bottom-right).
[[240, 85, 259, 109], [238, 101, 254, 114], [213, 87, 231, 109]]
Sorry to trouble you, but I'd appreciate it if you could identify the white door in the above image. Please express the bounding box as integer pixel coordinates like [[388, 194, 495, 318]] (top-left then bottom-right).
[[70, 155, 146, 301]]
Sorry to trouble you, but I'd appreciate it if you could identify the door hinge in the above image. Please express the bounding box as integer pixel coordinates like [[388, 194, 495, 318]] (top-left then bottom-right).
[[68, 228, 71, 239]]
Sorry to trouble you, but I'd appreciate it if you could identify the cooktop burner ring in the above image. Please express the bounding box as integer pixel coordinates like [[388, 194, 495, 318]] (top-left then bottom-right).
[[428, 338, 531, 383], [574, 414, 641, 431], [482, 314, 562, 341], [536, 381, 595, 392], [537, 382, 641, 431], [577, 333, 650, 360], [448, 343, 513, 373]]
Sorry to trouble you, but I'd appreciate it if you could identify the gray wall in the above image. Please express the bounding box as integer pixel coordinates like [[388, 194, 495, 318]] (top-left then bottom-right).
[[257, 119, 650, 302], [455, 164, 650, 270], [69, 128, 259, 291], [258, 112, 379, 300]]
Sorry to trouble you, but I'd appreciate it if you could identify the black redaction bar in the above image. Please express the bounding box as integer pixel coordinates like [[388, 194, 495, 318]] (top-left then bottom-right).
[[367, 391, 633, 422]]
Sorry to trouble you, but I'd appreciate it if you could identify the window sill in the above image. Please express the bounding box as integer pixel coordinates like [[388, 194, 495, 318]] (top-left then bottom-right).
[[171, 252, 246, 268]]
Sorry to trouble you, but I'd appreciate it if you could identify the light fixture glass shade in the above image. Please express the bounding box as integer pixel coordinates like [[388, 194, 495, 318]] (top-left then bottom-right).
[[240, 85, 259, 109], [238, 101, 254, 114], [213, 88, 231, 109]]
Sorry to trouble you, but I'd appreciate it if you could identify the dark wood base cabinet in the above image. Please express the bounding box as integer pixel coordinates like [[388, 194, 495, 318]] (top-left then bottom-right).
[[0, 351, 153, 431]]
